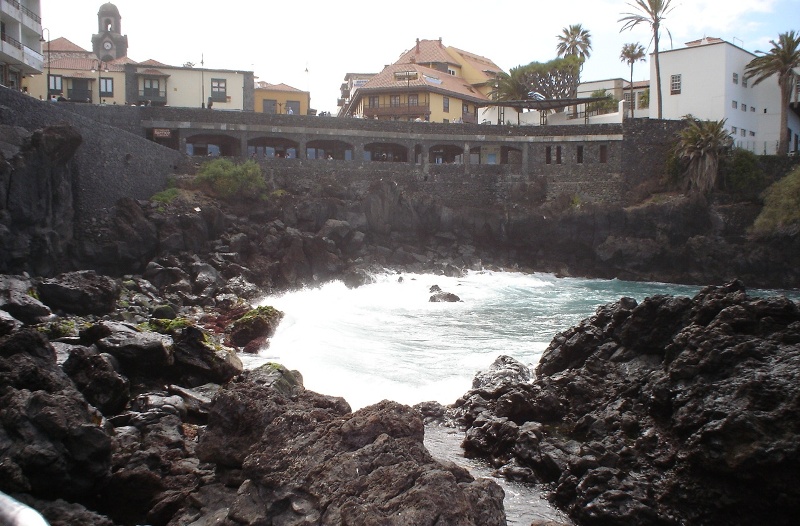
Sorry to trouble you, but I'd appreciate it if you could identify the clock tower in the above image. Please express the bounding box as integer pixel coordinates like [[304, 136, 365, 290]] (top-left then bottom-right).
[[91, 3, 128, 61]]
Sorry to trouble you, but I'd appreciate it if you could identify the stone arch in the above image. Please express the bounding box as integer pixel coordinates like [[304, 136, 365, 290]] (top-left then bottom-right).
[[186, 133, 240, 157], [247, 136, 300, 159], [306, 139, 354, 160], [429, 144, 465, 164], [364, 142, 408, 162]]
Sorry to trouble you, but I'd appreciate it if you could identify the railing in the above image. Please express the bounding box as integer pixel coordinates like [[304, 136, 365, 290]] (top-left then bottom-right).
[[0, 32, 22, 50], [363, 102, 431, 119], [67, 88, 92, 102], [138, 90, 167, 103], [1, 0, 41, 23]]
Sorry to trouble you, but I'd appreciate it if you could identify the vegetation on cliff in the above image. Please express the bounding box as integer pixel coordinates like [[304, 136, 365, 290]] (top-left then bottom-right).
[[751, 164, 800, 236], [195, 158, 266, 200]]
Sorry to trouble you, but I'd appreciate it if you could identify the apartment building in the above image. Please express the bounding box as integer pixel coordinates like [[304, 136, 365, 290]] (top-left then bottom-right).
[[0, 0, 43, 90]]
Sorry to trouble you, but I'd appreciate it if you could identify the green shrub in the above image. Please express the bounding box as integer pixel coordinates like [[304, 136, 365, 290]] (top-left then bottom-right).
[[719, 148, 766, 199], [151, 187, 181, 204], [750, 165, 800, 236], [195, 158, 266, 199]]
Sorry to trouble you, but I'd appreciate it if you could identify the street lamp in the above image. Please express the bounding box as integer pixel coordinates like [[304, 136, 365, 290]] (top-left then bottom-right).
[[40, 28, 50, 97], [91, 60, 108, 104]]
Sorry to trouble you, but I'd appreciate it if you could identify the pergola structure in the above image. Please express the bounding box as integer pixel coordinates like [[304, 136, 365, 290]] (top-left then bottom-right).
[[477, 96, 612, 125]]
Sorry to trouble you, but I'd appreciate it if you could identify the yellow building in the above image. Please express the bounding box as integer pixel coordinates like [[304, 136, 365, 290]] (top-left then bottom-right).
[[340, 38, 505, 124], [254, 81, 310, 115]]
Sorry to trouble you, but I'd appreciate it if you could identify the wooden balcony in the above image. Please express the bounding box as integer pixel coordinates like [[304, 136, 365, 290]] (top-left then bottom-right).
[[363, 103, 431, 119]]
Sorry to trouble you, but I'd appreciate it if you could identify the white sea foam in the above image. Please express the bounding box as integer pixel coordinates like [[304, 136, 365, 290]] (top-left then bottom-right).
[[241, 270, 703, 410]]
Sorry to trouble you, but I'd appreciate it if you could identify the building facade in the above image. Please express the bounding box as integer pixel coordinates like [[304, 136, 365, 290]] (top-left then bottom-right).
[[340, 38, 505, 124], [0, 0, 43, 90], [21, 2, 254, 110], [254, 81, 310, 116], [652, 37, 800, 155]]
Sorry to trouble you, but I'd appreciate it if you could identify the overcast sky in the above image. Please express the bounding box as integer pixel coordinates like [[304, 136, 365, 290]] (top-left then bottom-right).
[[39, 0, 796, 113]]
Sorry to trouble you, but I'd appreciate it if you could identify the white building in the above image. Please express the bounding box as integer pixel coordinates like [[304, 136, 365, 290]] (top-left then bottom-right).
[[652, 37, 800, 155], [0, 0, 44, 90]]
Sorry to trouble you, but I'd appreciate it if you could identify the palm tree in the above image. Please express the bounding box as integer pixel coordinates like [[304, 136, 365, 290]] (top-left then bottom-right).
[[490, 67, 530, 124], [619, 0, 675, 119], [674, 116, 733, 195], [620, 43, 646, 119], [556, 24, 593, 63], [744, 30, 800, 156]]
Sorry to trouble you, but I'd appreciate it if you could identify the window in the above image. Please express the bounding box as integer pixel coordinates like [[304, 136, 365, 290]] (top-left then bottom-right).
[[623, 92, 632, 103], [577, 145, 584, 164], [743, 76, 748, 88], [448, 69, 456, 76], [408, 94, 418, 106], [599, 144, 608, 163], [741, 128, 746, 137], [732, 72, 739, 85], [443, 96, 449, 112], [556, 145, 562, 164], [48, 74, 62, 94], [286, 100, 300, 115], [99, 77, 113, 97], [262, 99, 277, 114], [368, 96, 379, 108], [143, 78, 160, 97], [750, 106, 755, 112], [670, 74, 681, 95], [731, 126, 737, 134], [732, 100, 738, 109], [390, 95, 401, 107], [462, 102, 469, 115], [210, 78, 227, 102], [749, 131, 756, 137], [741, 104, 747, 112], [545, 146, 552, 165]]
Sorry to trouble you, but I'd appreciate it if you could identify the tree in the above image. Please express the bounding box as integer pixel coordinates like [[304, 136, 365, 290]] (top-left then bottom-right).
[[674, 116, 733, 195], [517, 56, 583, 108], [556, 24, 593, 63], [490, 67, 531, 124], [744, 30, 800, 156], [619, 42, 646, 119], [619, 0, 675, 119], [587, 89, 618, 114]]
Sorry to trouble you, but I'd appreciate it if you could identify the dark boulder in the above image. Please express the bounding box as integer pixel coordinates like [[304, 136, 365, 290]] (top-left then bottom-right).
[[0, 330, 112, 499], [62, 346, 130, 416], [228, 305, 283, 348], [455, 281, 800, 525], [36, 270, 121, 315], [0, 275, 52, 324]]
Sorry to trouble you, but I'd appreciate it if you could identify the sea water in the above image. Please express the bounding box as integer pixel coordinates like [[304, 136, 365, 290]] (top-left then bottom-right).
[[239, 271, 795, 524], [242, 271, 701, 410]]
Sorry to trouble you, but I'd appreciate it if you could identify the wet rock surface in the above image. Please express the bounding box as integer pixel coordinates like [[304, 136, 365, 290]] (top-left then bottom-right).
[[449, 280, 800, 526], [0, 272, 506, 526]]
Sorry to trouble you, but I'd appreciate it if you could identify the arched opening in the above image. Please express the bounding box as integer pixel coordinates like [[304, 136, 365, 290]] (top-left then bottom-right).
[[429, 144, 464, 164], [186, 134, 240, 157], [502, 146, 523, 165], [364, 142, 408, 162], [306, 139, 354, 160], [247, 137, 300, 159]]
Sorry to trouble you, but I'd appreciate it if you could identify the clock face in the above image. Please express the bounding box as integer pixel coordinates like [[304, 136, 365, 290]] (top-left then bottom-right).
[[103, 41, 112, 50]]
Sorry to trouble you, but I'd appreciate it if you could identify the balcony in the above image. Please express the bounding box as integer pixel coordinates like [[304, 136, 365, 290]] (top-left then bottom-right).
[[67, 88, 92, 102], [139, 89, 167, 104], [363, 102, 431, 119]]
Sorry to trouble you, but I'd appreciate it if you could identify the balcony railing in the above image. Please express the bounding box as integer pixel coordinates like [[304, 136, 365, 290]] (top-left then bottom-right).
[[0, 32, 22, 50], [363, 102, 431, 118], [138, 89, 166, 103], [67, 88, 92, 102]]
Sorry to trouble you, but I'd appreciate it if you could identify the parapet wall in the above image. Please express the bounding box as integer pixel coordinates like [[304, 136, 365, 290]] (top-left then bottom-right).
[[3, 87, 683, 216], [0, 87, 188, 219]]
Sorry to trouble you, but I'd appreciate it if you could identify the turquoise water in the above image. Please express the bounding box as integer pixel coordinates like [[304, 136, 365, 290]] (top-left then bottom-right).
[[243, 271, 706, 410]]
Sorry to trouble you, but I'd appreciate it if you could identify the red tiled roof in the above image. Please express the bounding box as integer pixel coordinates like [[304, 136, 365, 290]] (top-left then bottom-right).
[[138, 59, 172, 67], [396, 38, 459, 67], [357, 62, 489, 103], [48, 56, 125, 72], [48, 37, 89, 53], [256, 82, 305, 93]]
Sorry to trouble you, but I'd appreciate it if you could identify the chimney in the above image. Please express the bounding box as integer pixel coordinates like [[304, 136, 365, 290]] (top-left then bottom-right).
[[416, 38, 420, 53], [438, 37, 442, 47]]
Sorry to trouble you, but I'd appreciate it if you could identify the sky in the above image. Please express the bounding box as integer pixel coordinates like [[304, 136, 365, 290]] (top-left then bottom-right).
[[39, 0, 797, 114]]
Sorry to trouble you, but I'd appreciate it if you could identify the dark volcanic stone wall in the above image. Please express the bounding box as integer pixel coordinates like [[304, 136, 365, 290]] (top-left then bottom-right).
[[0, 87, 188, 219]]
